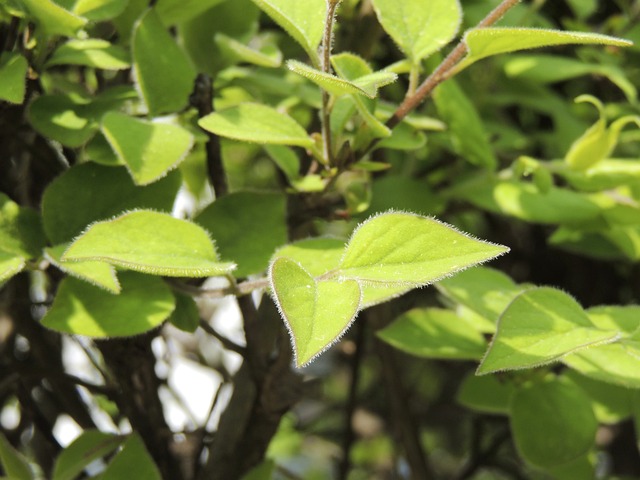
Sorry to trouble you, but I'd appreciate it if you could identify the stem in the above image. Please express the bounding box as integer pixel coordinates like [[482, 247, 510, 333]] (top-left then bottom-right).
[[358, 0, 521, 159], [320, 0, 342, 166], [167, 277, 270, 299], [199, 319, 246, 355]]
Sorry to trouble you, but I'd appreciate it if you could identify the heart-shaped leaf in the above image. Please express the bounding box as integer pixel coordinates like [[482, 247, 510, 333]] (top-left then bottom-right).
[[101, 111, 194, 186], [251, 0, 325, 65], [339, 212, 508, 286], [198, 103, 314, 148], [270, 257, 361, 367], [62, 210, 235, 277], [478, 287, 619, 374], [42, 272, 175, 337]]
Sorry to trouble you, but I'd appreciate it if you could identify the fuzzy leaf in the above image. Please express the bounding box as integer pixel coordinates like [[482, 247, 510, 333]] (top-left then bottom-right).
[[0, 53, 28, 104], [510, 378, 598, 468], [371, 0, 462, 63], [198, 103, 314, 148], [339, 212, 508, 286], [270, 257, 361, 367], [52, 431, 125, 480], [63, 211, 234, 277], [250, 0, 325, 65], [132, 9, 196, 116], [478, 287, 619, 374], [0, 193, 45, 259], [287, 59, 373, 97], [101, 112, 194, 186], [378, 308, 486, 360], [46, 39, 130, 69], [455, 28, 633, 73], [45, 244, 120, 294], [0, 250, 25, 283], [42, 164, 180, 244], [563, 343, 640, 388], [42, 272, 174, 337]]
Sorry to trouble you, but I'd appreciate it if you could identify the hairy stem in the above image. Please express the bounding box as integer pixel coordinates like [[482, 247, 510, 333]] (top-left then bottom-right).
[[320, 0, 342, 165]]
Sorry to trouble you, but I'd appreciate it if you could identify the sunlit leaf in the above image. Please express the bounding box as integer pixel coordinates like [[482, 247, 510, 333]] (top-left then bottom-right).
[[0, 53, 28, 104], [46, 39, 130, 69], [19, 0, 87, 37], [52, 431, 125, 480], [45, 244, 120, 294]]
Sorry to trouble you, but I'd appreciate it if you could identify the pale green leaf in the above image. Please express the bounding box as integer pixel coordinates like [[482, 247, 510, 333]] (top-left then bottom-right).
[[455, 28, 633, 73], [436, 266, 524, 332], [563, 343, 640, 388], [565, 95, 609, 171], [215, 33, 282, 68], [0, 434, 33, 480], [434, 79, 497, 169], [132, 9, 197, 116], [63, 210, 235, 277], [19, 0, 87, 37], [52, 430, 125, 480], [195, 192, 287, 277], [270, 257, 361, 367], [198, 103, 314, 148], [287, 60, 372, 97], [339, 212, 508, 286], [586, 305, 640, 336], [477, 287, 619, 375], [42, 272, 175, 337], [330, 53, 397, 97], [0, 193, 45, 259], [46, 39, 130, 69], [42, 164, 180, 244], [0, 53, 27, 104], [371, 0, 462, 63], [71, 0, 128, 21], [100, 434, 161, 480], [45, 244, 120, 294], [101, 112, 194, 186], [0, 250, 25, 283], [378, 308, 486, 360], [558, 159, 640, 192], [510, 378, 597, 468], [273, 238, 344, 277], [156, 0, 228, 25], [250, 0, 325, 65], [456, 373, 515, 415]]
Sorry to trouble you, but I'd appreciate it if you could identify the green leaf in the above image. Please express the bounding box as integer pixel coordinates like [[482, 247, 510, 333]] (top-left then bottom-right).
[[155, 0, 228, 25], [215, 33, 282, 68], [198, 103, 314, 148], [71, 0, 129, 21], [370, 0, 462, 63], [63, 210, 235, 277], [0, 434, 33, 480], [167, 293, 200, 333], [339, 212, 508, 286], [559, 159, 640, 192], [250, 0, 325, 65], [377, 308, 486, 360], [52, 430, 125, 480], [101, 112, 194, 186], [0, 193, 45, 259], [565, 95, 610, 171], [477, 287, 619, 375], [19, 0, 87, 37], [42, 164, 180, 244], [366, 176, 444, 217], [132, 8, 197, 116], [264, 145, 300, 181], [45, 244, 120, 294], [42, 272, 175, 337], [436, 266, 524, 332], [28, 86, 138, 147], [0, 250, 25, 283], [433, 79, 497, 169], [46, 39, 130, 70], [510, 377, 597, 468], [100, 434, 161, 480], [0, 53, 27, 104], [455, 28, 633, 73], [241, 460, 275, 480], [287, 60, 373, 98], [270, 257, 361, 367], [587, 305, 640, 336], [456, 373, 515, 415], [195, 192, 287, 278], [563, 343, 640, 388]]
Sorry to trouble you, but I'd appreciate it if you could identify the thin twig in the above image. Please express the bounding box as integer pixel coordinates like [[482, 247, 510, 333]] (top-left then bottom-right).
[[320, 0, 342, 166], [167, 277, 269, 299], [199, 319, 246, 355], [359, 0, 521, 159], [337, 321, 365, 480]]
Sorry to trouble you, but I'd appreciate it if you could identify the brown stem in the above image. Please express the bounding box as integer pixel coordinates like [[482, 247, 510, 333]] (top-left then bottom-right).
[[199, 319, 246, 355], [191, 73, 228, 197], [320, 0, 342, 165]]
